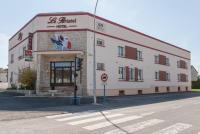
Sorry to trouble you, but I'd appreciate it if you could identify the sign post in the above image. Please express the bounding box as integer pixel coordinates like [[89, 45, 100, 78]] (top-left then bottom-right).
[[101, 73, 108, 103]]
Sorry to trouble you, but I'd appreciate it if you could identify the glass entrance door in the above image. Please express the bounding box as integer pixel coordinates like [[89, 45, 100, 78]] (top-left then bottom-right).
[[50, 61, 75, 87]]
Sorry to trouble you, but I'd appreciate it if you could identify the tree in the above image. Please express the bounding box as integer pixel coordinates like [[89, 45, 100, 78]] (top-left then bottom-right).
[[19, 68, 37, 90]]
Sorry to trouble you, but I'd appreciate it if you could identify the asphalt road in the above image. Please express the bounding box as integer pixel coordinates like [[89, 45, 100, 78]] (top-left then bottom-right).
[[0, 92, 200, 134]]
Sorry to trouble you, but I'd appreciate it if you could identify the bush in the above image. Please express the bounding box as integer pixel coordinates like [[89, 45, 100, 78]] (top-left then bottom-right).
[[192, 81, 200, 89], [19, 68, 37, 90]]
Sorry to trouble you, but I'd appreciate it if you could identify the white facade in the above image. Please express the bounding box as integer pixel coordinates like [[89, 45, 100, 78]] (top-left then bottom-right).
[[8, 12, 191, 96]]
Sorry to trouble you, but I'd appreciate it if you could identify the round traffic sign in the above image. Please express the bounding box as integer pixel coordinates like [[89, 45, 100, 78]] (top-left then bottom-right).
[[101, 73, 108, 82]]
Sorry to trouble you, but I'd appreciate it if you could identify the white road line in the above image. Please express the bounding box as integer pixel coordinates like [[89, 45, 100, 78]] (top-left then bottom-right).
[[171, 106, 182, 109], [139, 112, 155, 116], [68, 114, 124, 125], [83, 115, 142, 130], [104, 119, 164, 134], [152, 123, 192, 134], [56, 112, 109, 122], [46, 113, 72, 119], [193, 102, 200, 105]]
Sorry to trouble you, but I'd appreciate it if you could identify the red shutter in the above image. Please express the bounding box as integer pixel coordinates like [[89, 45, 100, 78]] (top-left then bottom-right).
[[159, 55, 166, 65], [125, 66, 129, 81], [159, 71, 167, 81], [180, 60, 186, 69], [125, 46, 137, 60], [135, 67, 138, 81], [181, 74, 187, 82]]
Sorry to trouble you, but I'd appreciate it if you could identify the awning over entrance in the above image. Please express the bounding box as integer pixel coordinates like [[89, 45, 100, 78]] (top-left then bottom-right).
[[35, 50, 84, 56]]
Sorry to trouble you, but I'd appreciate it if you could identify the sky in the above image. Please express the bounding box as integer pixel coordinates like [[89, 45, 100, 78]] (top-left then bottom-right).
[[0, 0, 199, 70]]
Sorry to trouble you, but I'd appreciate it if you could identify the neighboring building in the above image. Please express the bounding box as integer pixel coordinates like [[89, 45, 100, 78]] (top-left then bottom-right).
[[8, 12, 191, 96], [0, 68, 8, 82], [191, 65, 198, 81]]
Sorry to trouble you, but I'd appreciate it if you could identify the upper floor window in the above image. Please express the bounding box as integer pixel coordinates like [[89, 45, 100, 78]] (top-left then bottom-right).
[[96, 39, 105, 47], [138, 69, 143, 81], [129, 68, 135, 81], [118, 67, 125, 80], [118, 46, 125, 57], [137, 50, 143, 61], [11, 54, 14, 64], [166, 72, 170, 81], [155, 71, 159, 80], [154, 55, 159, 64], [97, 63, 105, 71], [166, 58, 170, 66]]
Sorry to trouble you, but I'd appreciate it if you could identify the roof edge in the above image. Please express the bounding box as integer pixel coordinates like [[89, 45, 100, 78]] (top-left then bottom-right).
[[9, 11, 190, 53]]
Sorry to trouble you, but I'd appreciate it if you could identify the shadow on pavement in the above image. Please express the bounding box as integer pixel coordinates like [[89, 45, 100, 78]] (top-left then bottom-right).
[[0, 91, 200, 113]]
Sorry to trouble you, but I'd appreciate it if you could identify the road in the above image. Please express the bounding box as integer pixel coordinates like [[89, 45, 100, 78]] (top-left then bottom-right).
[[0, 92, 200, 134]]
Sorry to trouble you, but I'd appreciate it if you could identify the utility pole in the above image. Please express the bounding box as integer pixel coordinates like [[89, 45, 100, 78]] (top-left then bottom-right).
[[93, 0, 99, 104]]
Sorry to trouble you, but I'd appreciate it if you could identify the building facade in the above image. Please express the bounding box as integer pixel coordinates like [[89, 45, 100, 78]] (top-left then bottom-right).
[[191, 65, 198, 81], [8, 12, 191, 96]]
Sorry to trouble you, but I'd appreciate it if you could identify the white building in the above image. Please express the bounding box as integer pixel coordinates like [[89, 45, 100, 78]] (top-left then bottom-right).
[[191, 65, 198, 81], [8, 12, 191, 96]]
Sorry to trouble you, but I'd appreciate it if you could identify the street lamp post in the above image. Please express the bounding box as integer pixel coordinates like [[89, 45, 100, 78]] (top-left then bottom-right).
[[93, 0, 99, 104]]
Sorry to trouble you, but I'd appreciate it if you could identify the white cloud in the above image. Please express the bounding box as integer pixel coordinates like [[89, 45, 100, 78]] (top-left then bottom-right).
[[0, 33, 9, 68]]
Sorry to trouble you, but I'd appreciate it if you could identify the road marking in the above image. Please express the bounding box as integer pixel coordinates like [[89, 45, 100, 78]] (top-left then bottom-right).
[[139, 112, 155, 116], [68, 113, 124, 125], [83, 115, 142, 130], [171, 106, 182, 109], [46, 113, 72, 119], [56, 112, 109, 121], [104, 119, 164, 134], [152, 123, 192, 134], [193, 102, 200, 105]]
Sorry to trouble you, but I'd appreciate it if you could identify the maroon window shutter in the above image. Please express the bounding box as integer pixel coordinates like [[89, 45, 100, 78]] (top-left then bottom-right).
[[181, 74, 186, 82], [159, 71, 166, 81], [135, 67, 138, 81], [125, 66, 129, 81], [159, 55, 166, 65], [181, 60, 186, 69], [125, 46, 137, 60]]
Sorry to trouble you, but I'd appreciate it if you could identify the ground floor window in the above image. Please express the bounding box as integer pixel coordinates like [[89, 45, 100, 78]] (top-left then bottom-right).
[[50, 61, 75, 86]]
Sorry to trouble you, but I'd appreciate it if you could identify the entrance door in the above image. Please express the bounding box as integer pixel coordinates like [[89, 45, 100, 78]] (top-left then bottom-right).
[[50, 61, 75, 88]]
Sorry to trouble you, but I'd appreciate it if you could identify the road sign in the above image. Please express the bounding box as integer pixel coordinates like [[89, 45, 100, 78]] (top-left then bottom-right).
[[101, 73, 108, 82]]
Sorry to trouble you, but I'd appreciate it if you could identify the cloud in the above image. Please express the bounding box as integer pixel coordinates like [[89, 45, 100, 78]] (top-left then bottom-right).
[[0, 33, 9, 68]]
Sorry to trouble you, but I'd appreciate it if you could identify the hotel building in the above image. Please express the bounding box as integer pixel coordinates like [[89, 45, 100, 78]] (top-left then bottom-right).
[[8, 12, 191, 96]]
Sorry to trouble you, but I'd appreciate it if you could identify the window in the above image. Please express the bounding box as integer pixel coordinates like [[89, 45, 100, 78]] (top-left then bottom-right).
[[118, 67, 125, 80], [129, 68, 135, 81], [138, 69, 143, 81], [97, 63, 105, 71], [118, 46, 125, 57], [96, 39, 105, 47], [166, 58, 170, 66], [23, 46, 26, 57], [11, 54, 14, 63], [177, 61, 180, 68], [154, 55, 159, 64], [10, 72, 13, 83], [166, 73, 170, 81], [155, 71, 159, 80], [137, 50, 143, 61], [178, 74, 181, 82]]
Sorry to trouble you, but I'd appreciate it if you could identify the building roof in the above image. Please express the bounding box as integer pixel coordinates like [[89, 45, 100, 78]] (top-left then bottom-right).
[[9, 12, 190, 53]]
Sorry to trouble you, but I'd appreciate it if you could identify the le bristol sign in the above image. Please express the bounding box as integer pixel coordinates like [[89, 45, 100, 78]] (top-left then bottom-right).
[[47, 16, 77, 28]]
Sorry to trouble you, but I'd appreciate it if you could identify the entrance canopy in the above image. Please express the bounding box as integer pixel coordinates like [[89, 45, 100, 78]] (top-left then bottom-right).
[[35, 50, 84, 56]]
